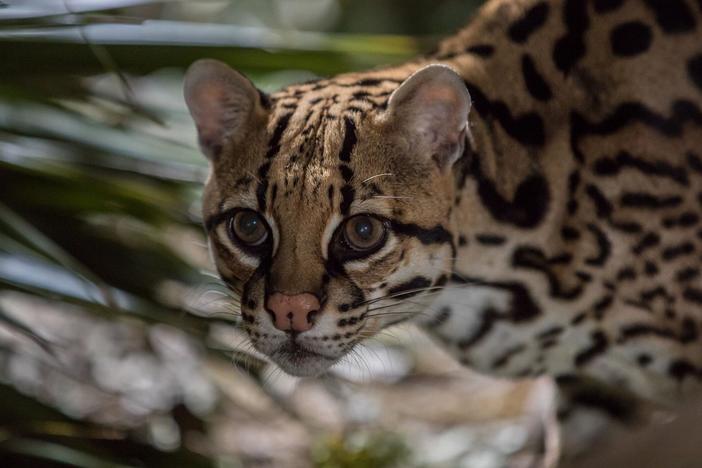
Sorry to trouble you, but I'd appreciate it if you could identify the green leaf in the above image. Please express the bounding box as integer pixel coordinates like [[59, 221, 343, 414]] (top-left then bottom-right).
[[0, 201, 116, 307], [0, 438, 139, 468]]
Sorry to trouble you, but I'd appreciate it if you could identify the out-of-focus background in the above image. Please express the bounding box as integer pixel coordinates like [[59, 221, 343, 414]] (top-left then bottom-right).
[[0, 1, 556, 467]]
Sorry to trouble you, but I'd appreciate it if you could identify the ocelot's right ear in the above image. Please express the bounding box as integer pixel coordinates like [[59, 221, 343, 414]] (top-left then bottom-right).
[[184, 59, 269, 160], [383, 64, 471, 171]]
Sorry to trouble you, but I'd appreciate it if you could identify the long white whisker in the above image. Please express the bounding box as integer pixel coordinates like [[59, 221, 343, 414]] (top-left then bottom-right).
[[361, 172, 394, 184]]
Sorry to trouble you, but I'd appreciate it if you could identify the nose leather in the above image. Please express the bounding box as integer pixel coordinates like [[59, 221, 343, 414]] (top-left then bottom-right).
[[266, 293, 320, 332]]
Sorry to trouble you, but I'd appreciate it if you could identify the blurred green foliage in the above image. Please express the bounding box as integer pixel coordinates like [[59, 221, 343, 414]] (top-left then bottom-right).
[[313, 432, 414, 468], [0, 0, 483, 466]]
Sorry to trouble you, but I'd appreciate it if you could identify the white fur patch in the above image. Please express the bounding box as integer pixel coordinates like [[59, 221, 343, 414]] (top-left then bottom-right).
[[417, 284, 510, 341], [320, 213, 342, 260]]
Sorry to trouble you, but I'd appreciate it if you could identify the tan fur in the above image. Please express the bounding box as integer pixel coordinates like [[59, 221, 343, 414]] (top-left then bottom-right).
[[188, 0, 702, 423]]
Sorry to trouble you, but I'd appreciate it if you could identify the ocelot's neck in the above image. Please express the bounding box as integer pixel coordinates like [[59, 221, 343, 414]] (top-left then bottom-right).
[[428, 57, 573, 279]]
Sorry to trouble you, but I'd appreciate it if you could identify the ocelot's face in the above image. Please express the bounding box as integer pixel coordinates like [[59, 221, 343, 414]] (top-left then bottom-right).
[[185, 60, 470, 376]]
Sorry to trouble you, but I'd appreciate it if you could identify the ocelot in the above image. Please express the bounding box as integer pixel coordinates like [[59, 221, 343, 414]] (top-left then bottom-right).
[[183, 0, 702, 454]]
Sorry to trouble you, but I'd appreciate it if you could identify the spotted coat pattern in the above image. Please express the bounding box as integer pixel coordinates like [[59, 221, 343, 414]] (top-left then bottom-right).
[[189, 0, 702, 432]]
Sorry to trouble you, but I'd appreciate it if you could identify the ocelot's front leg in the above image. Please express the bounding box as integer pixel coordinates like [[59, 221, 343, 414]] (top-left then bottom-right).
[[554, 375, 655, 462]]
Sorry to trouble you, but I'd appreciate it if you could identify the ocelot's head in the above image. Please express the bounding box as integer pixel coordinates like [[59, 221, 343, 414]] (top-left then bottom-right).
[[184, 59, 471, 376]]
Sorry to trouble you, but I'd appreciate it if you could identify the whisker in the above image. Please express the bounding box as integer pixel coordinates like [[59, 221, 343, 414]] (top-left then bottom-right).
[[365, 309, 430, 319], [361, 172, 394, 184], [196, 295, 241, 309], [200, 289, 239, 300], [358, 285, 449, 306], [363, 279, 489, 307], [192, 285, 242, 303], [366, 296, 438, 313], [230, 338, 259, 375], [199, 270, 225, 280], [203, 311, 241, 320], [245, 170, 262, 184], [371, 195, 413, 200]]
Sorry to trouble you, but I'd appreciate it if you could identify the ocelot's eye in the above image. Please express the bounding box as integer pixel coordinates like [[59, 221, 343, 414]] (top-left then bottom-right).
[[342, 215, 387, 252], [228, 210, 268, 247]]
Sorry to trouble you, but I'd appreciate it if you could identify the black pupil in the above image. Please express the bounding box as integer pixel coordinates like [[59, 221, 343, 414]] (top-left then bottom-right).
[[354, 218, 373, 240], [239, 213, 260, 237]]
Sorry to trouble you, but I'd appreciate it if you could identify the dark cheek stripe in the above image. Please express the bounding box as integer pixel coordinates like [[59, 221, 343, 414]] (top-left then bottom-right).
[[387, 276, 433, 300], [390, 220, 453, 245], [335, 278, 366, 313]]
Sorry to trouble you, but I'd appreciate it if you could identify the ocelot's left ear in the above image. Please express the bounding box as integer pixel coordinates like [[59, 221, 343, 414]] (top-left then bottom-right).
[[385, 64, 471, 170], [183, 59, 269, 161]]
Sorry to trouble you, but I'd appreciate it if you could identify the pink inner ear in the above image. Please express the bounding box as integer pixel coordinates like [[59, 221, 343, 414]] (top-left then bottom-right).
[[406, 86, 466, 147], [192, 87, 226, 135], [416, 87, 465, 139], [422, 85, 461, 105], [197, 127, 223, 158], [386, 65, 470, 168]]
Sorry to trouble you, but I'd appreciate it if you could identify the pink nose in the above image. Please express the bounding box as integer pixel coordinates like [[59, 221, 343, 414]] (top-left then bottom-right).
[[266, 293, 320, 333]]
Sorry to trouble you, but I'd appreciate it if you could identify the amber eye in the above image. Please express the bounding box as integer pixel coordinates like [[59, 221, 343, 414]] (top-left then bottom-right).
[[343, 215, 386, 251], [228, 210, 268, 246]]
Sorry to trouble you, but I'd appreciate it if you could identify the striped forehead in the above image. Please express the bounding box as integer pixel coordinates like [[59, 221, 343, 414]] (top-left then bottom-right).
[[263, 74, 404, 175], [270, 74, 402, 116], [252, 73, 411, 219], [267, 101, 348, 198]]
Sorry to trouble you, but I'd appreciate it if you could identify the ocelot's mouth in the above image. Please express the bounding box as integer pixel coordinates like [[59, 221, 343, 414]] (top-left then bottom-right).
[[270, 340, 338, 377]]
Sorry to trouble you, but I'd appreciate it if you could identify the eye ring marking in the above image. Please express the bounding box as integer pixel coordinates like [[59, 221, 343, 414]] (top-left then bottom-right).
[[227, 209, 269, 248]]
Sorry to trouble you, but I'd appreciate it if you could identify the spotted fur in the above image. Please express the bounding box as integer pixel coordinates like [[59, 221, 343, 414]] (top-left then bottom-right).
[[185, 0, 702, 442]]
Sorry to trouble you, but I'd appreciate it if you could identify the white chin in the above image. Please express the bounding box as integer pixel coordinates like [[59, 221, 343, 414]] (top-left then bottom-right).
[[270, 350, 336, 377]]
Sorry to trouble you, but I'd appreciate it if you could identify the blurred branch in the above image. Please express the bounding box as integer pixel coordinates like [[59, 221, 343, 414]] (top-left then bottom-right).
[[0, 303, 54, 355], [60, 0, 145, 124], [1, 438, 138, 468], [0, 21, 423, 77], [0, 0, 168, 22], [0, 20, 420, 54]]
